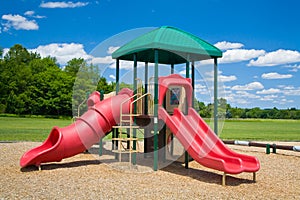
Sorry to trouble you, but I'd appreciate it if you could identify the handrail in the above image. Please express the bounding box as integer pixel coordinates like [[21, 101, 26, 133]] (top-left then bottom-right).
[[119, 93, 140, 121], [129, 93, 152, 115]]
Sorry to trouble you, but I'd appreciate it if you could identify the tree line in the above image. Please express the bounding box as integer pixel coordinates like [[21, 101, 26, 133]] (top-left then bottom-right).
[[0, 44, 114, 116], [1, 44, 299, 119], [196, 98, 300, 119]]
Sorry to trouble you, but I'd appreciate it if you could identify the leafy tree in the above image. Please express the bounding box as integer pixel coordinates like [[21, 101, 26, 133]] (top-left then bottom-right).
[[64, 58, 83, 77], [1, 45, 34, 114], [72, 60, 102, 116], [96, 77, 115, 93]]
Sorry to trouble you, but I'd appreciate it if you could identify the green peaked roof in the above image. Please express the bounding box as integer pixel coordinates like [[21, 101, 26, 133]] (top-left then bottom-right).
[[112, 26, 222, 64]]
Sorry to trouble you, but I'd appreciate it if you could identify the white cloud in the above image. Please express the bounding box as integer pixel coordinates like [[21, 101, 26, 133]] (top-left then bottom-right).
[[226, 92, 259, 105], [107, 46, 119, 54], [273, 98, 294, 105], [282, 87, 300, 96], [231, 82, 264, 91], [203, 70, 237, 83], [2, 48, 9, 57], [31, 43, 91, 65], [260, 95, 278, 101], [249, 49, 300, 66], [2, 14, 38, 31], [219, 49, 266, 64], [284, 64, 300, 72], [257, 88, 281, 94], [236, 91, 260, 99], [219, 75, 237, 82], [214, 41, 244, 50], [40, 1, 89, 8], [278, 85, 294, 90], [24, 11, 35, 16], [90, 56, 114, 64], [194, 83, 209, 94], [261, 72, 292, 79], [24, 11, 46, 19], [179, 69, 192, 76], [108, 60, 149, 70], [109, 74, 116, 80]]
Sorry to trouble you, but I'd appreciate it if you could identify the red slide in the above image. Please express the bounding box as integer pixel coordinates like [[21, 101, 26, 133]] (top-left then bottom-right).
[[20, 88, 133, 168], [159, 106, 260, 174]]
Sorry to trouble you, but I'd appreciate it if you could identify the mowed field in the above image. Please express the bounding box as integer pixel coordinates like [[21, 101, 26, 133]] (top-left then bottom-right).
[[0, 117, 71, 141], [0, 117, 299, 142], [220, 119, 300, 141]]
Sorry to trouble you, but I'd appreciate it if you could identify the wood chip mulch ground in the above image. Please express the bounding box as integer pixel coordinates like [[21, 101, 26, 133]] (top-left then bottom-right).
[[1, 142, 299, 199]]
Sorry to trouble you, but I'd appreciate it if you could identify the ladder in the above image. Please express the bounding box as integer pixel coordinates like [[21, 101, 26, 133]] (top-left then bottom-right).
[[112, 92, 153, 165]]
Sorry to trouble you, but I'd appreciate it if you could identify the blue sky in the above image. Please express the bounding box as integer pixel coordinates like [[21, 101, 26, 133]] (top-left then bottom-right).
[[1, 0, 300, 109]]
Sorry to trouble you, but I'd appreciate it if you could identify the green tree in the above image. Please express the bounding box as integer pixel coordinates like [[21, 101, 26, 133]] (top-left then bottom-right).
[[72, 60, 102, 116], [1, 45, 34, 114], [96, 77, 115, 93], [64, 58, 83, 77]]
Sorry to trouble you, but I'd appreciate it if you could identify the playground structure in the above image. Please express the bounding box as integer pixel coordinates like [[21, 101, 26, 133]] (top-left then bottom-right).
[[20, 26, 260, 185]]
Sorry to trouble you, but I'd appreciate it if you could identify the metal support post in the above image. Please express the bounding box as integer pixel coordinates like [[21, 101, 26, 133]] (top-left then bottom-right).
[[214, 58, 218, 135], [184, 59, 190, 169]]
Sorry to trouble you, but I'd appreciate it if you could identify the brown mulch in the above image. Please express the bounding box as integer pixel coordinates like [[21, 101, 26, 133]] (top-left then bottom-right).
[[0, 142, 299, 199]]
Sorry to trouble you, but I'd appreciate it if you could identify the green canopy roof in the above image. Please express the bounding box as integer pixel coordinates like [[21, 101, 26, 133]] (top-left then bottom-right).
[[112, 26, 222, 64]]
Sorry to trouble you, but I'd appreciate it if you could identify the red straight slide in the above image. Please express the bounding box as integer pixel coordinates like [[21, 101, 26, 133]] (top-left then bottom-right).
[[159, 106, 260, 174], [20, 88, 133, 168]]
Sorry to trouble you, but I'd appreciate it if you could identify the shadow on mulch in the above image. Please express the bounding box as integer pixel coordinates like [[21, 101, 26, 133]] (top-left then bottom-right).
[[161, 162, 255, 186], [20, 159, 101, 172]]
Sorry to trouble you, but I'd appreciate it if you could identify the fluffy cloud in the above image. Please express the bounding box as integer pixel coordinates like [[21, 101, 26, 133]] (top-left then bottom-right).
[[107, 46, 120, 54], [261, 72, 292, 79], [273, 98, 294, 105], [231, 82, 264, 91], [109, 74, 116, 80], [282, 87, 300, 96], [31, 43, 91, 65], [219, 49, 266, 64], [249, 49, 300, 66], [260, 95, 278, 101], [226, 91, 260, 105], [24, 11, 35, 16], [24, 11, 46, 19], [2, 14, 38, 31], [257, 88, 281, 94], [219, 75, 237, 82], [284, 64, 300, 72], [214, 41, 244, 50], [40, 1, 89, 8], [90, 56, 114, 64], [108, 60, 148, 70], [236, 91, 260, 99], [194, 83, 209, 94], [203, 70, 237, 83]]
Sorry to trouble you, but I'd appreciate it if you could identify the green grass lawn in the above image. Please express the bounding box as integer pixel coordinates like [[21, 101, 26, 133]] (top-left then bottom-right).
[[219, 119, 300, 141], [0, 117, 299, 142], [0, 117, 71, 141]]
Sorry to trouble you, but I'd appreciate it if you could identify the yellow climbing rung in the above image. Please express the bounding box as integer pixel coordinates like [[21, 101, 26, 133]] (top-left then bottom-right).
[[112, 138, 139, 141], [112, 125, 139, 129]]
